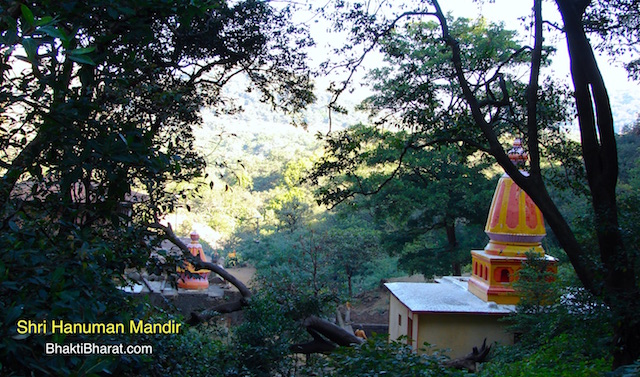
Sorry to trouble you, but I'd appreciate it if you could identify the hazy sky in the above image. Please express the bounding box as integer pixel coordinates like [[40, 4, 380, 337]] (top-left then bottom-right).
[[444, 0, 633, 90]]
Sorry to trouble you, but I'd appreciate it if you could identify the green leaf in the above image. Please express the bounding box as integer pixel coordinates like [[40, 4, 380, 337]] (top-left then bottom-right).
[[107, 7, 119, 19], [50, 267, 65, 283], [69, 46, 95, 55], [35, 16, 54, 27], [77, 357, 115, 375], [68, 54, 95, 65], [117, 6, 136, 16], [21, 38, 38, 61], [20, 5, 34, 27], [4, 305, 23, 325], [2, 46, 15, 60], [39, 25, 67, 41], [8, 220, 21, 233], [3, 14, 18, 33]]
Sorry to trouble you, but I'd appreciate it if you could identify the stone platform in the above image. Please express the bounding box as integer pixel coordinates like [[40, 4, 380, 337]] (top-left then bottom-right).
[[121, 280, 235, 318], [121, 280, 226, 298]]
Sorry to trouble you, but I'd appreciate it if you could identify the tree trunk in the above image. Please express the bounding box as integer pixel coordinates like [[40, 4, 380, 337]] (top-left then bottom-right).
[[304, 316, 364, 346], [555, 0, 640, 368], [445, 222, 461, 275], [290, 315, 364, 355], [445, 338, 491, 372], [435, 0, 600, 297]]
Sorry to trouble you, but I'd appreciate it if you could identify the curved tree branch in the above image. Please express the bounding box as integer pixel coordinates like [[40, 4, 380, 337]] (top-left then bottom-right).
[[431, 0, 598, 293], [526, 0, 544, 178], [150, 221, 253, 299]]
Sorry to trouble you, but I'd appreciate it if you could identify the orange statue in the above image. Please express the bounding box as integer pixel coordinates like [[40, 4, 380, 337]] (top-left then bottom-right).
[[177, 231, 210, 290]]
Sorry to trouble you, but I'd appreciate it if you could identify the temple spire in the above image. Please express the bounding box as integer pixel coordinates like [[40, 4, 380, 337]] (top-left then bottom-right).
[[467, 139, 557, 304]]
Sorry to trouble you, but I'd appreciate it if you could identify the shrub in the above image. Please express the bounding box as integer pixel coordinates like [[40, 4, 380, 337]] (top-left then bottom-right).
[[309, 335, 468, 377]]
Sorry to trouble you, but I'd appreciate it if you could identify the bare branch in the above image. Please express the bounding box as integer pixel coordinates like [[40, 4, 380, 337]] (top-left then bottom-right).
[[543, 20, 564, 32], [526, 0, 544, 178], [325, 9, 438, 133]]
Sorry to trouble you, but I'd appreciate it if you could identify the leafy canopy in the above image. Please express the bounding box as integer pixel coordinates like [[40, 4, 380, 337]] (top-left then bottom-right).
[[0, 0, 314, 374]]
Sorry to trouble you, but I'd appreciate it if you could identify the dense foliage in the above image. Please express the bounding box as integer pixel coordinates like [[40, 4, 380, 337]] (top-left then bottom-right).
[[0, 0, 313, 374], [312, 335, 468, 377], [309, 16, 574, 278], [586, 0, 640, 80], [311, 124, 497, 277], [477, 255, 612, 377]]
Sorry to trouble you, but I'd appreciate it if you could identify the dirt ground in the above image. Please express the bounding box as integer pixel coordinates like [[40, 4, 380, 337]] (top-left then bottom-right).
[[150, 266, 427, 334], [348, 287, 390, 324], [349, 274, 430, 324], [224, 265, 257, 291]]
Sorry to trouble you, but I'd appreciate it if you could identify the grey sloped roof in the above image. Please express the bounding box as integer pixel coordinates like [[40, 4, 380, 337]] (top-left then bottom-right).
[[385, 277, 516, 315]]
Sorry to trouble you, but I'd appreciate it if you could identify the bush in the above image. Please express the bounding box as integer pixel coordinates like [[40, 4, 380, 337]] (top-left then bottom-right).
[[142, 324, 239, 376], [477, 254, 613, 377], [479, 336, 609, 377], [0, 218, 147, 376], [308, 335, 468, 377], [232, 292, 304, 377]]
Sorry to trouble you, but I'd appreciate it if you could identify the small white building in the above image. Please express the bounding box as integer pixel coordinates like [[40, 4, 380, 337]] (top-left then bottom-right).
[[385, 277, 516, 358]]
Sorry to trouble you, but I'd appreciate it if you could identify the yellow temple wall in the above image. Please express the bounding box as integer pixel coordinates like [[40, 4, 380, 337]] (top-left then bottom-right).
[[415, 313, 514, 359], [388, 295, 410, 343], [388, 296, 514, 358]]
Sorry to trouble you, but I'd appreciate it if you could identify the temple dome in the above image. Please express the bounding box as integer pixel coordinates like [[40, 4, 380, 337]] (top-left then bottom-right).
[[484, 171, 546, 256], [468, 138, 557, 305]]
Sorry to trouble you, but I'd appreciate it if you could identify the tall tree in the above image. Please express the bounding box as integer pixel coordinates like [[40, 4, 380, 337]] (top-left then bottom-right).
[[267, 158, 316, 233], [554, 0, 637, 367], [1, 0, 313, 215], [325, 215, 382, 298], [312, 16, 570, 275], [311, 124, 494, 276], [321, 0, 639, 368]]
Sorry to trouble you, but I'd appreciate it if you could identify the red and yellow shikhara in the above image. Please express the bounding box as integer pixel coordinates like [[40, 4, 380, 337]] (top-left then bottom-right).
[[468, 139, 557, 305]]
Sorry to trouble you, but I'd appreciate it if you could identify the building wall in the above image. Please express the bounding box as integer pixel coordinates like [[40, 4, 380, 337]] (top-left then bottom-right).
[[388, 294, 409, 343], [416, 313, 514, 359]]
